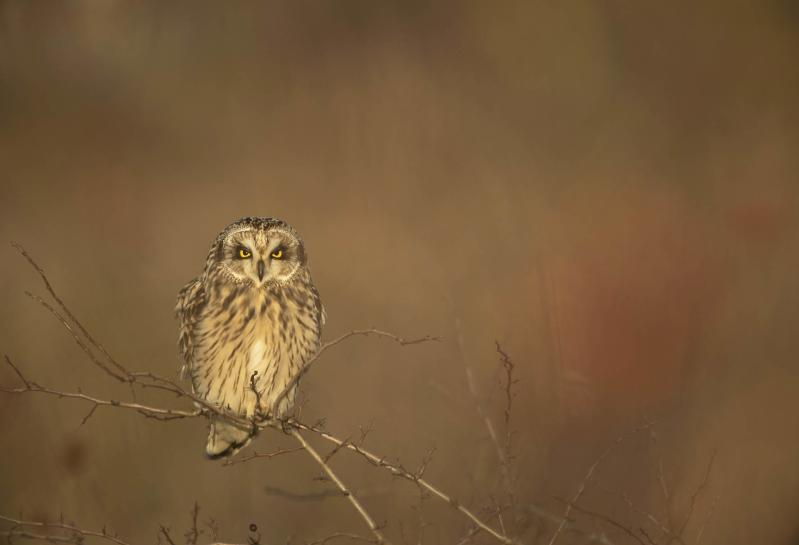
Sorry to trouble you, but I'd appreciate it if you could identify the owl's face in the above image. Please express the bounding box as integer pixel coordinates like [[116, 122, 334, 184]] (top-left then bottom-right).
[[214, 221, 305, 287]]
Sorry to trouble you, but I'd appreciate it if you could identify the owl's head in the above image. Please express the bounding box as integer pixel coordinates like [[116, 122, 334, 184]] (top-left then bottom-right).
[[210, 217, 307, 287]]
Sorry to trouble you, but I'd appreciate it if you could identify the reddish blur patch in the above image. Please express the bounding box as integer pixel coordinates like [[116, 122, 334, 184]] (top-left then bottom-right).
[[726, 196, 788, 246], [543, 188, 729, 413]]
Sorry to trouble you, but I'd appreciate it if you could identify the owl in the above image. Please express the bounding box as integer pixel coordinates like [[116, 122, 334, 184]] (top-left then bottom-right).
[[176, 217, 325, 458]]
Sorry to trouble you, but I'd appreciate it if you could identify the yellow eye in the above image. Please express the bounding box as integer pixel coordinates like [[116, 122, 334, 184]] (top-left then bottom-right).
[[237, 248, 252, 259], [271, 249, 283, 259]]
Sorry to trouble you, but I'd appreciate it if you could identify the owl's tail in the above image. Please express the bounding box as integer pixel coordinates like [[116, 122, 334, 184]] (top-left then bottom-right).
[[205, 416, 255, 459]]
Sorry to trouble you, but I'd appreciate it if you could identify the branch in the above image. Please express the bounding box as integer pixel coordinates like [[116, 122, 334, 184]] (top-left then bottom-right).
[[694, 495, 718, 545], [547, 421, 656, 545], [4, 246, 519, 545], [495, 342, 518, 513], [494, 342, 517, 462], [593, 483, 684, 545], [1, 381, 199, 421], [23, 292, 129, 383], [269, 329, 439, 416], [290, 429, 389, 545], [290, 420, 517, 545], [159, 525, 177, 545], [12, 243, 131, 381], [0, 514, 130, 545], [305, 532, 376, 545], [457, 316, 507, 475], [678, 450, 716, 537], [0, 358, 201, 421], [552, 499, 646, 545], [222, 446, 304, 466], [2, 359, 514, 545]]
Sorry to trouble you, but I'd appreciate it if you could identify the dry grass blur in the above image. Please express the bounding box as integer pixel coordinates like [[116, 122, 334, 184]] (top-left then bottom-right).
[[1, 2, 798, 544]]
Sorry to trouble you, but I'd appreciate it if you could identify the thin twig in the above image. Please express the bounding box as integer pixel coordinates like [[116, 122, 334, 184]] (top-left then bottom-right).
[[495, 342, 518, 514], [12, 242, 131, 380], [547, 421, 655, 545], [552, 499, 646, 545], [456, 317, 517, 538], [305, 532, 376, 545], [458, 317, 507, 472], [678, 451, 716, 537], [185, 502, 201, 545], [222, 447, 304, 466], [23, 292, 128, 383], [593, 483, 684, 545], [694, 495, 718, 545], [3, 355, 30, 387], [270, 329, 440, 415], [159, 525, 177, 545]]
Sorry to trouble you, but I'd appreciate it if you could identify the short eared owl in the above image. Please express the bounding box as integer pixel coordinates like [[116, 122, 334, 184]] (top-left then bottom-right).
[[176, 217, 324, 458]]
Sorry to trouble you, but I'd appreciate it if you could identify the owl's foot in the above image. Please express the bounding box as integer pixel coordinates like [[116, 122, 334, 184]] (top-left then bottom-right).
[[277, 417, 295, 435]]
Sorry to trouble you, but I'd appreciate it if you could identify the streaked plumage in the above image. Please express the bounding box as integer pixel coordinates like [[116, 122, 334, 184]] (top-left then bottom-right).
[[176, 217, 324, 458]]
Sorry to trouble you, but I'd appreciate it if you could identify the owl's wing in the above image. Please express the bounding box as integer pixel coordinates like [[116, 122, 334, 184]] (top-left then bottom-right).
[[175, 277, 207, 380], [311, 284, 326, 327], [318, 297, 327, 328]]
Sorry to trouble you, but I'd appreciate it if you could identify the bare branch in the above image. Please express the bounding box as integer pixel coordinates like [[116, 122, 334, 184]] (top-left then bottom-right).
[[0, 514, 130, 545], [159, 525, 177, 545], [547, 421, 656, 545], [552, 498, 646, 545], [495, 342, 518, 513], [305, 532, 376, 545], [270, 329, 440, 416], [5, 247, 522, 545], [3, 360, 514, 545], [0, 376, 201, 421], [456, 319, 515, 526], [79, 403, 99, 427], [185, 502, 201, 545], [24, 291, 129, 383], [3, 355, 30, 388], [290, 420, 517, 545], [593, 483, 685, 545], [694, 495, 718, 545], [222, 447, 304, 466], [290, 429, 389, 545], [12, 242, 131, 380], [678, 450, 716, 537], [2, 529, 84, 543], [494, 342, 517, 450]]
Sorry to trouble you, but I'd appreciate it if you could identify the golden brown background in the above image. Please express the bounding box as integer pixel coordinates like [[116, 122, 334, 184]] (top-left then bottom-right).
[[1, 2, 798, 544]]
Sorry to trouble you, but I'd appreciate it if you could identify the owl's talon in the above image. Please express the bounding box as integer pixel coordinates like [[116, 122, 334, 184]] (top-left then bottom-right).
[[278, 418, 295, 435]]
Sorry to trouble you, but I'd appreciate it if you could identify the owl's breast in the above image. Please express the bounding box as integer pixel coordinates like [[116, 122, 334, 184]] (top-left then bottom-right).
[[190, 283, 322, 416]]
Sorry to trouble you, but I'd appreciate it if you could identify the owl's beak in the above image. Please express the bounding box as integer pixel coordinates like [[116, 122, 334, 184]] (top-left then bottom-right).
[[257, 259, 265, 281]]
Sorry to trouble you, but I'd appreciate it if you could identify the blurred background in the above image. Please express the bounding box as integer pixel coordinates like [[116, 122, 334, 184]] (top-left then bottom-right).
[[1, 2, 798, 544]]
